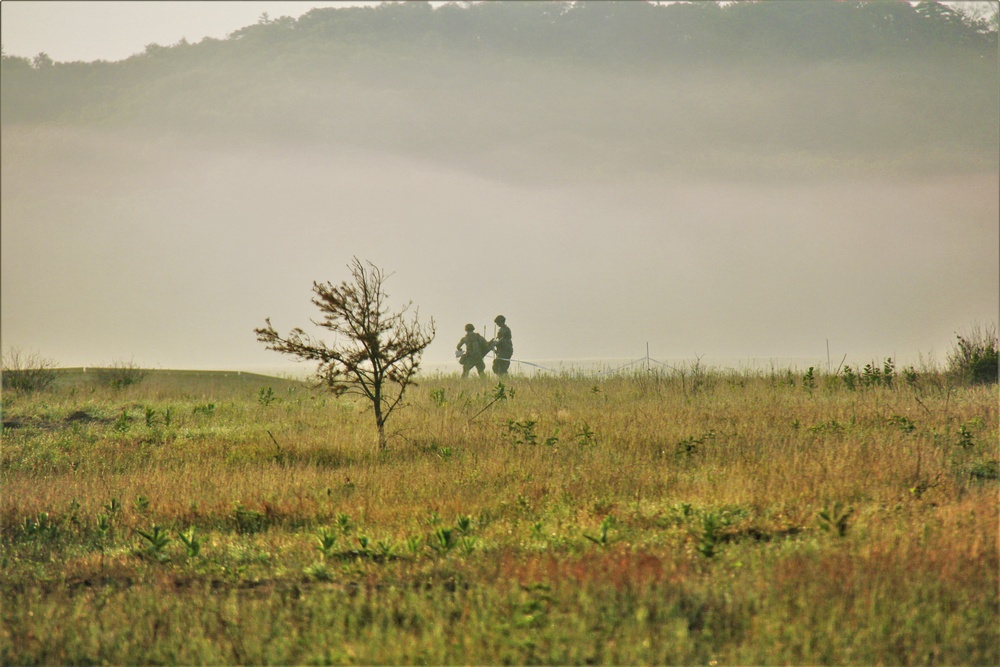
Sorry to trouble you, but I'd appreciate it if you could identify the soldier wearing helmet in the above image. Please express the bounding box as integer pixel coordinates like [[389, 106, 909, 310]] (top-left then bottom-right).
[[490, 315, 513, 376], [456, 323, 489, 378]]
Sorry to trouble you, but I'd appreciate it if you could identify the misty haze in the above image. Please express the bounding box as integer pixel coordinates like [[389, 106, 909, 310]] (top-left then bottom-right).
[[2, 0, 997, 374], [3, 4, 999, 663]]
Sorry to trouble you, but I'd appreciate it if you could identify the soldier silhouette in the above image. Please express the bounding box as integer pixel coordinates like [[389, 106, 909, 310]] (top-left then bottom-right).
[[490, 315, 513, 376], [456, 323, 490, 378]]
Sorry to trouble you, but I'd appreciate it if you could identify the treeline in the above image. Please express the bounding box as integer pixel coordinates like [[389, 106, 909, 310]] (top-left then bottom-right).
[[2, 0, 997, 179]]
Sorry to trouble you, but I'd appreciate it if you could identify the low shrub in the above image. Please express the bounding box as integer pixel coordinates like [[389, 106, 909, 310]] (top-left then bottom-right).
[[947, 323, 998, 385], [1, 348, 58, 392]]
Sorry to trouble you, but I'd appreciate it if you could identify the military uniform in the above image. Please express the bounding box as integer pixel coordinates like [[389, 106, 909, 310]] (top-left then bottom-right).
[[491, 315, 513, 376], [457, 324, 489, 378]]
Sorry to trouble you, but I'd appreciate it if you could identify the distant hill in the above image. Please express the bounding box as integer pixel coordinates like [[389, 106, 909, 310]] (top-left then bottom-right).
[[2, 0, 997, 181]]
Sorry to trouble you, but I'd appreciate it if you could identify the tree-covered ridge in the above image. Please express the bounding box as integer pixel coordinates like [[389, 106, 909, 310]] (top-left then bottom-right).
[[2, 0, 997, 180]]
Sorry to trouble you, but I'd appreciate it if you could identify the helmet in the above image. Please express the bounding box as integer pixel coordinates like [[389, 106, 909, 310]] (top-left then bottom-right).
[[465, 323, 475, 332], [494, 315, 506, 324]]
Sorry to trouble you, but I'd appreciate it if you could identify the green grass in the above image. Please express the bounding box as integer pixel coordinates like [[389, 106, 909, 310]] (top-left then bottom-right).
[[1, 367, 997, 664]]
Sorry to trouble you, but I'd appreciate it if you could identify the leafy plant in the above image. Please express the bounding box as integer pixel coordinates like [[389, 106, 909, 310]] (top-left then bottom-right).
[[696, 511, 725, 557], [455, 515, 474, 535], [134, 495, 151, 514], [430, 388, 447, 407], [840, 365, 858, 390], [258, 386, 276, 406], [803, 366, 816, 393], [405, 534, 423, 556], [22, 512, 57, 540], [889, 415, 916, 434], [376, 538, 395, 559], [95, 513, 111, 537], [316, 528, 338, 559], [947, 322, 998, 385], [431, 527, 455, 552], [177, 527, 201, 558], [507, 419, 538, 446], [584, 515, 616, 547], [113, 410, 131, 433], [816, 502, 853, 537], [957, 423, 976, 449], [575, 422, 596, 446], [135, 524, 170, 559], [104, 497, 122, 515], [459, 536, 477, 555]]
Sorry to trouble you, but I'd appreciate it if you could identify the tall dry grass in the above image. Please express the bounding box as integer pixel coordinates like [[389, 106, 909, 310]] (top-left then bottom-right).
[[1, 367, 997, 663]]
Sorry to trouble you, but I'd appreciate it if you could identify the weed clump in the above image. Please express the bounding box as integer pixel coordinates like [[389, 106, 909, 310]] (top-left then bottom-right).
[[947, 323, 998, 385], [1, 348, 57, 393], [94, 358, 148, 390]]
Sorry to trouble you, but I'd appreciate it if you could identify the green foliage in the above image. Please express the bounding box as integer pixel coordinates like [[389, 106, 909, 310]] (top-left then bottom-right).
[[104, 497, 122, 515], [455, 515, 474, 535], [431, 527, 456, 553], [405, 534, 423, 556], [584, 515, 616, 547], [948, 323, 999, 385], [177, 527, 202, 558], [575, 422, 596, 446], [861, 358, 896, 388], [957, 423, 976, 449], [113, 409, 131, 433], [233, 504, 268, 535], [840, 365, 859, 391], [94, 359, 148, 390], [21, 512, 58, 540], [803, 367, 816, 393], [193, 403, 216, 416], [816, 502, 854, 537], [889, 415, 916, 434], [696, 511, 726, 558], [134, 524, 170, 559], [258, 386, 276, 406], [316, 528, 338, 559], [133, 495, 151, 514], [429, 388, 446, 407], [506, 419, 538, 446]]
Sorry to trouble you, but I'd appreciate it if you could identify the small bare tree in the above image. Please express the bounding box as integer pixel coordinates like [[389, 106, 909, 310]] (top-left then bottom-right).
[[255, 258, 435, 451]]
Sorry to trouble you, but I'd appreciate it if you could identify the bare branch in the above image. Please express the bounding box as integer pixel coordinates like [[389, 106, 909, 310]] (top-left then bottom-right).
[[255, 259, 435, 451]]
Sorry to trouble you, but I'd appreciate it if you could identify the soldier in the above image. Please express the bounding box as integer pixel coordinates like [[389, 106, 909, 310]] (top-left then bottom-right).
[[491, 315, 513, 376], [456, 323, 490, 378]]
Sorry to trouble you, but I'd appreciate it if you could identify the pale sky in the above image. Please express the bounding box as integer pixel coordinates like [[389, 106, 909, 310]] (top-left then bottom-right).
[[2, 1, 998, 375]]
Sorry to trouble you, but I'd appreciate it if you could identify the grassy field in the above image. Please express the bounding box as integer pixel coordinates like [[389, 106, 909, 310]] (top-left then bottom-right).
[[1, 365, 997, 664]]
